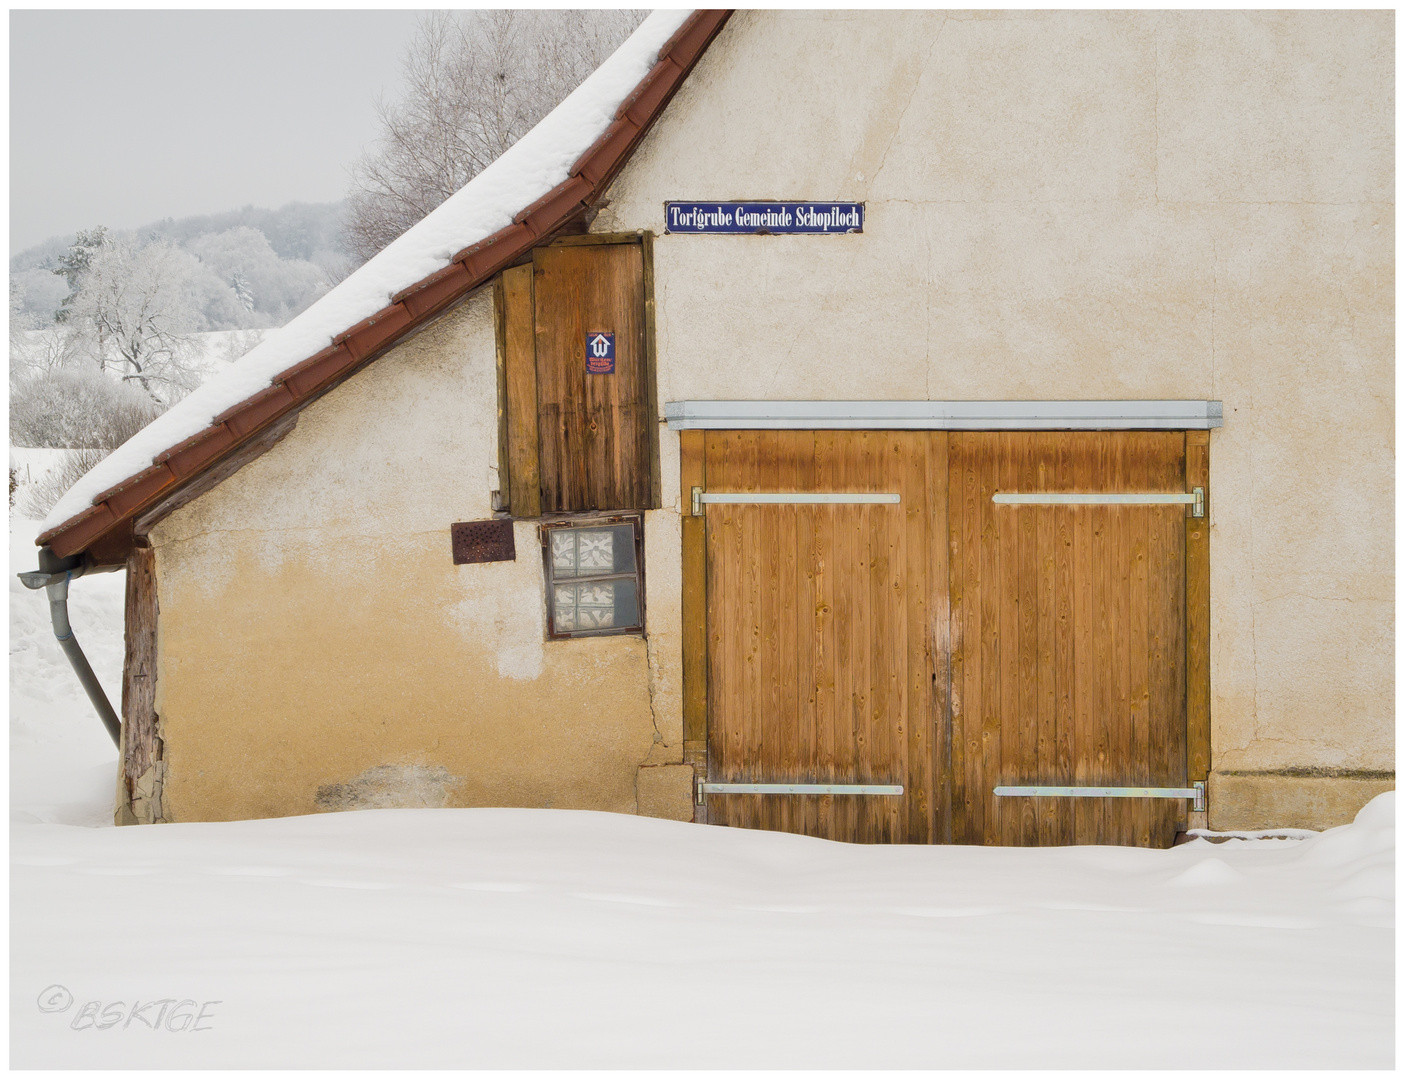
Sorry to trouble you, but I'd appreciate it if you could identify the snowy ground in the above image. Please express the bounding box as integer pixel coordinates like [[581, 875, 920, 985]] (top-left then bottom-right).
[[8, 501, 1395, 1068], [10, 510, 125, 829]]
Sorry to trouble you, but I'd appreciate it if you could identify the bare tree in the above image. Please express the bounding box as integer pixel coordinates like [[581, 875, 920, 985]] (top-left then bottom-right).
[[65, 236, 207, 404], [345, 10, 647, 262]]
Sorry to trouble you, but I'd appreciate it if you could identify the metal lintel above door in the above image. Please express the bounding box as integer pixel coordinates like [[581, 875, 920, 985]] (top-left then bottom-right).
[[664, 400, 1225, 431]]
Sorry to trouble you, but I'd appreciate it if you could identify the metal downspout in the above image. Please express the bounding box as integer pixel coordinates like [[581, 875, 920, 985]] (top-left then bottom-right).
[[18, 549, 122, 747]]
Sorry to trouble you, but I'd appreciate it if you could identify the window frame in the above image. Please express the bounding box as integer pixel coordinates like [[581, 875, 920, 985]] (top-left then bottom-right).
[[539, 513, 646, 641]]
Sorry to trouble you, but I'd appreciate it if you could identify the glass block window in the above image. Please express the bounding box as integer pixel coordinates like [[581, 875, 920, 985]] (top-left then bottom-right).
[[542, 517, 643, 639]]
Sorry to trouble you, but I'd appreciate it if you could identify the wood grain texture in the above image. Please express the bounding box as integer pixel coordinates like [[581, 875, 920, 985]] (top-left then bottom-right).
[[948, 433, 1188, 848], [121, 546, 162, 821], [681, 429, 708, 815], [493, 277, 511, 506], [532, 242, 650, 512], [1185, 432, 1211, 786], [501, 263, 541, 518], [641, 232, 662, 511], [704, 431, 940, 843]]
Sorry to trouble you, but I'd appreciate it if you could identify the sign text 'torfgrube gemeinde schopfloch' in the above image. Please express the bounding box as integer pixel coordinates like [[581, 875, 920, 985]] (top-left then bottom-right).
[[664, 202, 864, 234]]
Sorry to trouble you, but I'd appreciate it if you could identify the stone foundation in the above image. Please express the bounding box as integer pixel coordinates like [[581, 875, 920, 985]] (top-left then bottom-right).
[[1208, 771, 1394, 831]]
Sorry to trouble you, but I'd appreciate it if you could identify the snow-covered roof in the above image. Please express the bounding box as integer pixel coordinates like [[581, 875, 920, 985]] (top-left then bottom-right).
[[41, 10, 726, 553]]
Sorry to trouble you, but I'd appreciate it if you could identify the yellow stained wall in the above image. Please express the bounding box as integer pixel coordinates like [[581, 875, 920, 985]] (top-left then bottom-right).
[[150, 292, 688, 822]]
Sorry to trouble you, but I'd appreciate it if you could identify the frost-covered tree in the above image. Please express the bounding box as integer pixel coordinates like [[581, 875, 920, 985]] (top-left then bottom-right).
[[10, 277, 84, 375], [52, 226, 108, 323], [10, 367, 162, 451], [232, 270, 255, 313], [344, 10, 646, 262], [65, 236, 208, 404], [186, 226, 328, 326]]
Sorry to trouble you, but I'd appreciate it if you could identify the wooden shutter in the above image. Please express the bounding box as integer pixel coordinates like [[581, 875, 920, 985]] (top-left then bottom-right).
[[498, 238, 654, 516]]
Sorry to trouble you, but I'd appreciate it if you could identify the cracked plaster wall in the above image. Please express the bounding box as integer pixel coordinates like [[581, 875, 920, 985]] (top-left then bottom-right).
[[595, 10, 1394, 826], [148, 291, 685, 822]]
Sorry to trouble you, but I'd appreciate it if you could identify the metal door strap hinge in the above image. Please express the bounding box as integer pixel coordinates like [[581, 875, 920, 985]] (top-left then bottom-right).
[[993, 488, 1205, 518], [995, 782, 1206, 812], [700, 783, 903, 796], [691, 487, 900, 517]]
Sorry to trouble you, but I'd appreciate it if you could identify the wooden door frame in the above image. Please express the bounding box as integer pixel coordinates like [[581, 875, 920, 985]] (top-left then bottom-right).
[[1185, 430, 1210, 827], [680, 430, 709, 817], [679, 427, 1212, 838]]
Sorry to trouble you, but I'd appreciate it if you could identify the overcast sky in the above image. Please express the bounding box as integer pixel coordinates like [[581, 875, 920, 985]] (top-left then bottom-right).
[[9, 10, 424, 253]]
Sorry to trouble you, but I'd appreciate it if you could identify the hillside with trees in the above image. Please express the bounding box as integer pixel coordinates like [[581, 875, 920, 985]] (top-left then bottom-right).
[[11, 11, 648, 515]]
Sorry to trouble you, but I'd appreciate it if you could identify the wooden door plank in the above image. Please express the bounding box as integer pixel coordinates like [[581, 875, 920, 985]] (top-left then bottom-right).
[[773, 430, 805, 837], [1110, 438, 1134, 845], [755, 432, 784, 834], [1092, 435, 1113, 843], [994, 434, 1018, 846], [831, 433, 860, 842], [809, 432, 835, 838], [1053, 437, 1076, 844], [1015, 435, 1040, 845], [945, 435, 963, 841], [903, 434, 933, 843], [501, 264, 540, 518], [950, 433, 974, 843], [977, 434, 1003, 846], [853, 434, 879, 842], [797, 433, 821, 839], [927, 432, 951, 845], [1070, 435, 1093, 842], [1128, 436, 1152, 847], [1034, 441, 1058, 845], [737, 432, 763, 834], [959, 433, 985, 844], [866, 433, 898, 842]]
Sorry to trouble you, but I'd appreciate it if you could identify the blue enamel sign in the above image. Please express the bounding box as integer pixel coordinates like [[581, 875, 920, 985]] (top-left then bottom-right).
[[585, 331, 615, 374], [665, 202, 864, 235]]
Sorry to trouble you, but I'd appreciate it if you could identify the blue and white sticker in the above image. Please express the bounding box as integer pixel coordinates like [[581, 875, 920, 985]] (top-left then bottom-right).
[[586, 331, 615, 374]]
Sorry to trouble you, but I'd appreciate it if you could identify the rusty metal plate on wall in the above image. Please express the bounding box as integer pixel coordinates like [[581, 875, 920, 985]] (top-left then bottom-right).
[[451, 519, 516, 565]]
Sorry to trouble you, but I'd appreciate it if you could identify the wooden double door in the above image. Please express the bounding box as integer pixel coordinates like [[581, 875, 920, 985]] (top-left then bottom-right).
[[693, 430, 1205, 848]]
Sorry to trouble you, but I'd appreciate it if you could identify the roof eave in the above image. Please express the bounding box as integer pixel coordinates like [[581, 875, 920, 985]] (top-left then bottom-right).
[[38, 9, 732, 563]]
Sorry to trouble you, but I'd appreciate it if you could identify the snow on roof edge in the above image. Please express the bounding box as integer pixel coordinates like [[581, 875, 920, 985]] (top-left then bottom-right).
[[41, 10, 695, 535]]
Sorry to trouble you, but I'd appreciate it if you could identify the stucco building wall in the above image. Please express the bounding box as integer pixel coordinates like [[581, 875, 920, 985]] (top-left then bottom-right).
[[593, 10, 1394, 827], [149, 293, 688, 822], [149, 10, 1391, 830]]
